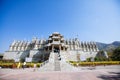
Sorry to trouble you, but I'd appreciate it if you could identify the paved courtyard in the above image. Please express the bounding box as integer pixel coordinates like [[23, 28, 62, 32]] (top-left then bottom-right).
[[0, 65, 120, 80]]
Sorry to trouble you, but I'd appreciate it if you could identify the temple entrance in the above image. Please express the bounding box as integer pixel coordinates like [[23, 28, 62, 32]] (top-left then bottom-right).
[[54, 46, 60, 53]]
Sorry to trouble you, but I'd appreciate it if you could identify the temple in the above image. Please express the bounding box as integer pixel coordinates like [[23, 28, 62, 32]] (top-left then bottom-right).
[[3, 32, 99, 62]]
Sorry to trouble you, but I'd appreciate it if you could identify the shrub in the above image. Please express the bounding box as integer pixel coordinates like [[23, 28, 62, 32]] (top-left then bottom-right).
[[0, 62, 42, 68], [0, 59, 14, 63], [68, 61, 120, 67]]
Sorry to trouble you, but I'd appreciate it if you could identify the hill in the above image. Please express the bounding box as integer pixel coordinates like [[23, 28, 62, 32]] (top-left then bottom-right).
[[96, 41, 120, 52]]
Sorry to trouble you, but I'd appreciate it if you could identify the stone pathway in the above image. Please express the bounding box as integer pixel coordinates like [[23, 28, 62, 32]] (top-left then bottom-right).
[[0, 65, 120, 80]]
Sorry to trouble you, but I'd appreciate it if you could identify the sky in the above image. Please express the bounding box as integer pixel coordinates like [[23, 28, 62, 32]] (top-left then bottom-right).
[[0, 0, 120, 53]]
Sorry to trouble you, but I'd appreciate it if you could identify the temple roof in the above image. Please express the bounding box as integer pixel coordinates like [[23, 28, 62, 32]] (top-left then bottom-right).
[[53, 32, 60, 34]]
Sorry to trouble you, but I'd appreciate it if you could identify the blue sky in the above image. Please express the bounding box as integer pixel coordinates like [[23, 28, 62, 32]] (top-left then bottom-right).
[[0, 0, 120, 53]]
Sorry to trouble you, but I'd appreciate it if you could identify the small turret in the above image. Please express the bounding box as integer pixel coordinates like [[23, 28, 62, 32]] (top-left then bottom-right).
[[9, 40, 16, 51]]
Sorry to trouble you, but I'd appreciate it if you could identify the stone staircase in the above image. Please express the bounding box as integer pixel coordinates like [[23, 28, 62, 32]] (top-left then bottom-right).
[[60, 51, 79, 71], [38, 52, 55, 71], [54, 53, 61, 71], [39, 51, 79, 72]]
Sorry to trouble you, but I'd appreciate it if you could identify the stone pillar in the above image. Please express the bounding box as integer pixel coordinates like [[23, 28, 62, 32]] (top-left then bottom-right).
[[12, 47, 15, 51], [34, 44, 38, 49], [9, 46, 13, 51], [59, 45, 61, 52], [52, 45, 53, 51], [25, 45, 28, 50], [73, 44, 75, 50], [21, 47, 24, 51], [52, 45, 54, 52], [63, 47, 65, 51], [14, 47, 17, 51], [17, 47, 20, 51], [48, 46, 49, 51]]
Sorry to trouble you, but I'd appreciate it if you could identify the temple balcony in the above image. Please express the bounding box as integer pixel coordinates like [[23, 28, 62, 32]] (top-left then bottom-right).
[[61, 38, 64, 40], [52, 36, 60, 39], [52, 41, 60, 44]]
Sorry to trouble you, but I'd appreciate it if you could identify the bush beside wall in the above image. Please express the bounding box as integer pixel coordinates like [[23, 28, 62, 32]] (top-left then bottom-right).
[[69, 61, 120, 67]]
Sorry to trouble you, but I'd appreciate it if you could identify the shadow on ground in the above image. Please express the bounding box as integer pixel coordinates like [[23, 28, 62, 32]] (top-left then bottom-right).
[[98, 72, 120, 80]]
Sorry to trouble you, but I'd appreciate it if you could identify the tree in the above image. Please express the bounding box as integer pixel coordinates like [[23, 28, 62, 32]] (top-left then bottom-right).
[[107, 51, 113, 61], [111, 47, 120, 61], [94, 50, 108, 61]]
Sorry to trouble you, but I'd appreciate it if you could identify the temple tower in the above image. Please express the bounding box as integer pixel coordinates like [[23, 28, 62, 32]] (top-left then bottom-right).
[[45, 32, 67, 52]]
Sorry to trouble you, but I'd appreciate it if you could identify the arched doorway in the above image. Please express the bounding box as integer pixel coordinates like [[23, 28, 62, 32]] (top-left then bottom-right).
[[54, 46, 59, 53]]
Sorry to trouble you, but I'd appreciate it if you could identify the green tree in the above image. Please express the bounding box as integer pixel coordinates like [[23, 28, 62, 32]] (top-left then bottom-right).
[[94, 50, 108, 61], [107, 51, 113, 61], [111, 47, 120, 61]]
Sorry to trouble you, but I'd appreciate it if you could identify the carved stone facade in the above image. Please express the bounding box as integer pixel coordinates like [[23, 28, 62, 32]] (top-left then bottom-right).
[[3, 32, 99, 62], [9, 41, 31, 51]]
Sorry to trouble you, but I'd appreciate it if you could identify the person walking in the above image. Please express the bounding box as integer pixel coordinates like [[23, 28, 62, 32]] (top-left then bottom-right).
[[22, 62, 26, 69], [33, 63, 37, 72], [12, 62, 17, 69], [17, 62, 21, 69]]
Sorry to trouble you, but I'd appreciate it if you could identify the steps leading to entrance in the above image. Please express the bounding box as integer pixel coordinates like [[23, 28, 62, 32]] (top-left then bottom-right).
[[60, 51, 79, 71], [39, 52, 79, 71], [54, 53, 61, 71], [54, 61, 61, 71]]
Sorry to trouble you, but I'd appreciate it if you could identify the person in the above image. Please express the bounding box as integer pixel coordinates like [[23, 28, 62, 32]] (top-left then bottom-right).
[[12, 63, 17, 69], [22, 62, 26, 69], [17, 62, 21, 69], [33, 63, 37, 72]]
